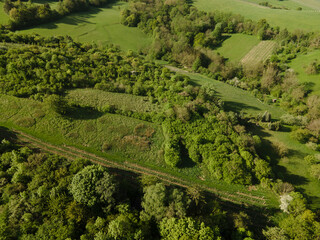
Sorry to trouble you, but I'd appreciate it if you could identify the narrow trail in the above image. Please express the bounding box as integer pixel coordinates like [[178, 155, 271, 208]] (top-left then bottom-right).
[[14, 129, 268, 207]]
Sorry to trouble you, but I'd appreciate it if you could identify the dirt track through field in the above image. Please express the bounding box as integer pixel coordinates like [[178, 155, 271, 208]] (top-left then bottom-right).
[[15, 129, 267, 207]]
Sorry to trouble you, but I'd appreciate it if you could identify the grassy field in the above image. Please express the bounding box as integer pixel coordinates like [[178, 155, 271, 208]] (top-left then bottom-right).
[[289, 50, 320, 95], [0, 3, 9, 25], [215, 34, 260, 62], [0, 94, 164, 165], [241, 41, 277, 65], [67, 89, 159, 113], [193, 0, 320, 32], [19, 2, 152, 52]]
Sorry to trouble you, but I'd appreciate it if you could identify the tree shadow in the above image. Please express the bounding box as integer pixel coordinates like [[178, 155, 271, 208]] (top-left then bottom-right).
[[0, 126, 18, 142], [179, 141, 196, 168], [223, 101, 261, 113], [65, 106, 104, 120]]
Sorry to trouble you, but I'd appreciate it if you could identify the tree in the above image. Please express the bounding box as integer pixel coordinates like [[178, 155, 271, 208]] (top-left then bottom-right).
[[140, 183, 167, 221], [69, 165, 115, 207]]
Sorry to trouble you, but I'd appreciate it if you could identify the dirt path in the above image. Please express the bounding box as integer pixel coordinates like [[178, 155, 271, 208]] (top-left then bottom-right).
[[15, 129, 268, 207]]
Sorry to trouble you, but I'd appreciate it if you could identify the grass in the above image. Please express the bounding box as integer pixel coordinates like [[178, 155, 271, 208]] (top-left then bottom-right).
[[262, 128, 320, 210], [0, 3, 9, 25], [215, 34, 260, 62], [289, 50, 320, 95], [193, 0, 320, 32], [67, 89, 159, 113], [241, 41, 277, 65], [0, 94, 164, 165], [19, 2, 151, 52]]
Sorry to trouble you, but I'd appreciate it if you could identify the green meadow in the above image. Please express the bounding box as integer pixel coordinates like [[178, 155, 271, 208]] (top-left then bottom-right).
[[193, 0, 320, 32], [289, 50, 320, 95], [215, 34, 260, 62], [19, 2, 152, 51], [0, 2, 9, 25]]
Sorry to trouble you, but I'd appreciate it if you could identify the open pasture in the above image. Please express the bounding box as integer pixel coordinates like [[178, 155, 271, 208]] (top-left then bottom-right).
[[241, 41, 277, 66], [289, 50, 320, 95], [19, 2, 151, 51], [215, 34, 260, 62], [193, 0, 320, 31]]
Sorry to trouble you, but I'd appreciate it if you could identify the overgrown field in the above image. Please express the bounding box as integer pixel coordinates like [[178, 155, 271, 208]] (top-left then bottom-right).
[[0, 94, 165, 166], [289, 50, 320, 95], [67, 89, 159, 113], [19, 2, 151, 51], [0, 93, 279, 207], [193, 0, 320, 31], [215, 34, 260, 62], [241, 41, 277, 66]]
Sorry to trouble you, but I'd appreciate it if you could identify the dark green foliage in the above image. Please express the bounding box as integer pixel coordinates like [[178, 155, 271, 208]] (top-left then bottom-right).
[[69, 165, 116, 208]]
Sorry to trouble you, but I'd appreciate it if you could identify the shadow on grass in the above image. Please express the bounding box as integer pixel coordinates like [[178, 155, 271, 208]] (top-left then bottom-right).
[[65, 106, 104, 120], [223, 101, 261, 113], [0, 126, 18, 142]]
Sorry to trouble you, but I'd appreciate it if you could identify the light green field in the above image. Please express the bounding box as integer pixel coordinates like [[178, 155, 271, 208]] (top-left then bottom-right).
[[67, 89, 159, 112], [0, 94, 164, 165], [241, 41, 277, 65], [215, 34, 260, 62], [289, 50, 320, 95], [193, 0, 320, 32], [0, 3, 9, 25], [244, 0, 314, 10], [19, 2, 152, 51]]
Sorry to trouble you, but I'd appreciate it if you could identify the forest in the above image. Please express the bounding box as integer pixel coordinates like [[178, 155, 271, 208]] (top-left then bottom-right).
[[0, 0, 320, 239]]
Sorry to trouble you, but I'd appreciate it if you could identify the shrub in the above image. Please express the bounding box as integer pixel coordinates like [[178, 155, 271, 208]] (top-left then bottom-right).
[[290, 128, 311, 143]]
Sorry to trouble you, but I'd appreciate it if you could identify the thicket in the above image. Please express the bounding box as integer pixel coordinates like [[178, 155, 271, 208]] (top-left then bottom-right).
[[1, 131, 320, 239], [0, 135, 229, 239], [0, 30, 271, 185]]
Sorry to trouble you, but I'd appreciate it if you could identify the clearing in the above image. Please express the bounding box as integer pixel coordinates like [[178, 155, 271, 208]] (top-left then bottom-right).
[[19, 2, 152, 52], [241, 41, 277, 66], [215, 34, 260, 62], [289, 50, 320, 95], [67, 89, 159, 113]]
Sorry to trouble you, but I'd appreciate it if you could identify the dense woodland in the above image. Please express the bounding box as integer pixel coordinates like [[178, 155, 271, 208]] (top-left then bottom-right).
[[1, 133, 320, 239]]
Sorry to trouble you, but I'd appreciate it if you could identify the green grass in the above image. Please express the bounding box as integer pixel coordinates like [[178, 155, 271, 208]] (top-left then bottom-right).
[[289, 50, 320, 95], [0, 94, 164, 165], [0, 3, 9, 25], [263, 128, 320, 210], [215, 34, 260, 62], [19, 2, 152, 52], [241, 41, 277, 65], [193, 0, 320, 32], [67, 89, 159, 112]]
